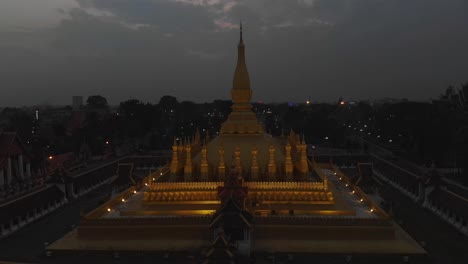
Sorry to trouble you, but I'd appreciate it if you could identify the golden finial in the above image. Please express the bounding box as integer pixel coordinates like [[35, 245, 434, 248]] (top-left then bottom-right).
[[240, 20, 243, 44]]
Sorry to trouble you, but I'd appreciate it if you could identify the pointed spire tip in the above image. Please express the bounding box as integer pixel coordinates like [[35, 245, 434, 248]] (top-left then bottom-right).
[[239, 20, 243, 44]]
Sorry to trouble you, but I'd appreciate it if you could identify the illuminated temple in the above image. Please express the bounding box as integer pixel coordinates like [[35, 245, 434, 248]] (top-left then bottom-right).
[[49, 25, 425, 259]]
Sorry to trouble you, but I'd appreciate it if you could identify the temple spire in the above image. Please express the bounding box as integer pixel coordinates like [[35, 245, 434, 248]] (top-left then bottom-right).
[[232, 22, 250, 91], [239, 20, 243, 45], [220, 23, 263, 135]]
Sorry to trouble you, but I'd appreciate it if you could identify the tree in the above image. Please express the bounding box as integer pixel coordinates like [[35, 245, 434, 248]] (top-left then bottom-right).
[[86, 95, 108, 109], [158, 95, 178, 110]]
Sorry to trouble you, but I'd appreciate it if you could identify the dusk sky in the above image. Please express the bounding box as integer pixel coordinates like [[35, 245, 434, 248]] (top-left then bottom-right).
[[1, 0, 467, 106]]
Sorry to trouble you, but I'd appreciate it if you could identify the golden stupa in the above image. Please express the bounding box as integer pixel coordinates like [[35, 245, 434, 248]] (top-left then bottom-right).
[[48, 24, 425, 257], [169, 23, 310, 182]]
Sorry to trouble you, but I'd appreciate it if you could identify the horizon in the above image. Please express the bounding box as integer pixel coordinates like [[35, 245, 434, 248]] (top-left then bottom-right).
[[1, 95, 436, 109]]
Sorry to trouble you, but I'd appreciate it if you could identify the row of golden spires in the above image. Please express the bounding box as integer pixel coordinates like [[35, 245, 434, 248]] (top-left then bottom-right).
[[169, 129, 310, 181]]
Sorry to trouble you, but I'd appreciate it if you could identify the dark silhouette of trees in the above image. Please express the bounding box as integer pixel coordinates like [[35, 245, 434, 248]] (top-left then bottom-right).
[[86, 95, 108, 109], [158, 95, 178, 110], [0, 107, 34, 141]]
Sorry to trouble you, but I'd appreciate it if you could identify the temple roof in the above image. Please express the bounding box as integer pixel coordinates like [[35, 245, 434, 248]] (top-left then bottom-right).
[[0, 131, 31, 169]]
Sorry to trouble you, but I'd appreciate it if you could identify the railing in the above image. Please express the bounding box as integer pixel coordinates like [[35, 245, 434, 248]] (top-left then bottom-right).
[[245, 181, 325, 191], [329, 164, 389, 218], [148, 181, 328, 192], [254, 215, 391, 226], [81, 215, 212, 226], [150, 182, 222, 191]]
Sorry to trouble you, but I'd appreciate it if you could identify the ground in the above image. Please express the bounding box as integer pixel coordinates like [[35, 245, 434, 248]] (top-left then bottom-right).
[[1, 161, 468, 263]]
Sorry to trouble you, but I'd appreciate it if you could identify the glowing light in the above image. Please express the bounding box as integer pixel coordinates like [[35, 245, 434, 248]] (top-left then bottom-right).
[[160, 172, 163, 176], [105, 141, 109, 145], [152, 178, 155, 181], [133, 190, 137, 194], [370, 209, 374, 213], [345, 184, 349, 187], [145, 183, 148, 186], [360, 199, 364, 202], [48, 156, 53, 160], [107, 208, 111, 212], [340, 101, 345, 105], [121, 198, 125, 202], [352, 190, 355, 194]]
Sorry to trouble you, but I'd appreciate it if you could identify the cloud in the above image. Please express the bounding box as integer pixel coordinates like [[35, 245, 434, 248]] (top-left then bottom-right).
[[185, 49, 224, 60], [76, 0, 218, 33], [0, 0, 468, 106], [274, 21, 294, 28]]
